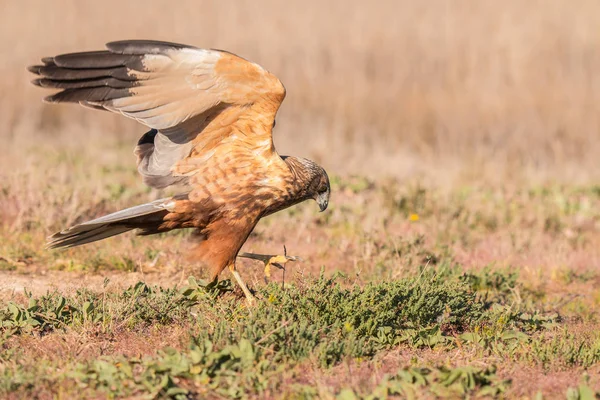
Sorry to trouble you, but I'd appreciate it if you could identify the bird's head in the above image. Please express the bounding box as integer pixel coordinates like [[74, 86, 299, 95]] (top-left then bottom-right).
[[286, 157, 330, 212], [311, 168, 330, 212]]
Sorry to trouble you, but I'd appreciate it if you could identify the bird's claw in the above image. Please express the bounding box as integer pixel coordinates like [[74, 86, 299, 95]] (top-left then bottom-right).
[[263, 254, 301, 280], [265, 254, 301, 270], [238, 248, 301, 282]]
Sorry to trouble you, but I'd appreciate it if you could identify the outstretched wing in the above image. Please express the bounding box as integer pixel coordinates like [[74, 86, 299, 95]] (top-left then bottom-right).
[[28, 40, 286, 188]]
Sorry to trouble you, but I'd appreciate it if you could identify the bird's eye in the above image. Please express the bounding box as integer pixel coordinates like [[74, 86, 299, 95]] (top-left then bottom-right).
[[318, 185, 328, 194]]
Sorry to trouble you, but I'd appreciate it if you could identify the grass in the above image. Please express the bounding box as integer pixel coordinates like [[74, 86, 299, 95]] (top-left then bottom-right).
[[1, 266, 599, 398], [0, 177, 599, 397], [1, 177, 599, 397], [1, 1, 600, 398]]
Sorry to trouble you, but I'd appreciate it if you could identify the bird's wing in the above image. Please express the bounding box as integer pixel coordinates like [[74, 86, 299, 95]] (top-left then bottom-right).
[[29, 40, 286, 188]]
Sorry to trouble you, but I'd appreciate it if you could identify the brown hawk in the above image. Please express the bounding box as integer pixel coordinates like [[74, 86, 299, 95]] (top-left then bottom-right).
[[28, 40, 330, 303]]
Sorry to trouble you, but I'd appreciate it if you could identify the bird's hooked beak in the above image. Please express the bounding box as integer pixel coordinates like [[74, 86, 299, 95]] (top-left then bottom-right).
[[316, 191, 329, 212]]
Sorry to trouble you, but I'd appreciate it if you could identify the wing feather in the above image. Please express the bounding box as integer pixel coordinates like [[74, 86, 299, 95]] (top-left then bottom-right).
[[106, 40, 196, 54], [53, 51, 137, 68], [30, 41, 285, 128], [33, 77, 135, 89], [29, 40, 286, 189]]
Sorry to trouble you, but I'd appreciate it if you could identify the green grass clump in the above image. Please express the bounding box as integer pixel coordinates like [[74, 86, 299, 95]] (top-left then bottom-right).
[[0, 270, 487, 398], [528, 331, 600, 368], [231, 270, 483, 362], [0, 266, 590, 399], [336, 365, 511, 399], [0, 281, 194, 335]]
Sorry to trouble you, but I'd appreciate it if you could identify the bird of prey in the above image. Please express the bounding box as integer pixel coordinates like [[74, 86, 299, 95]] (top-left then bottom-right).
[[28, 40, 330, 303]]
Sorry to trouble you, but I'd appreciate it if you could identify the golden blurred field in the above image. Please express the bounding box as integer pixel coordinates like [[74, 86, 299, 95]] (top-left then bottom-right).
[[1, 1, 600, 398], [2, 0, 600, 184]]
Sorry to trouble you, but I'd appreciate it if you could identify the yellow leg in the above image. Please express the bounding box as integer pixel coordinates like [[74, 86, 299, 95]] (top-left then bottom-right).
[[229, 263, 255, 305], [238, 251, 300, 282]]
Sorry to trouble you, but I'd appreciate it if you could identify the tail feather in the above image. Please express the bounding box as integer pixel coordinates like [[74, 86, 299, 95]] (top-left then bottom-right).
[[47, 197, 173, 249]]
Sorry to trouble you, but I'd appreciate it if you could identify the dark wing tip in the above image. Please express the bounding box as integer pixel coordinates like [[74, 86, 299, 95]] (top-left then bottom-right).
[[43, 94, 59, 103], [33, 77, 136, 90], [28, 65, 43, 74], [106, 40, 196, 55], [53, 51, 138, 69], [43, 87, 130, 103]]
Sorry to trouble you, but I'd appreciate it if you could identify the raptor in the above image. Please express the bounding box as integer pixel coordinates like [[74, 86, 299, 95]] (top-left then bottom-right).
[[28, 40, 330, 303]]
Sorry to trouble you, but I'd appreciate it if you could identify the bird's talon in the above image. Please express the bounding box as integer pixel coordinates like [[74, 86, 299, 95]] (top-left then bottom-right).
[[271, 262, 285, 270], [238, 251, 300, 283]]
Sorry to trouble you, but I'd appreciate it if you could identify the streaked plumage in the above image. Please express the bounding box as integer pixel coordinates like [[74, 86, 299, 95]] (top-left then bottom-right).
[[28, 40, 330, 300]]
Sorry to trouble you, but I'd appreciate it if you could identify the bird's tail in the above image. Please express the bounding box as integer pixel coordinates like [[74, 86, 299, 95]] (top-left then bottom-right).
[[47, 197, 176, 249]]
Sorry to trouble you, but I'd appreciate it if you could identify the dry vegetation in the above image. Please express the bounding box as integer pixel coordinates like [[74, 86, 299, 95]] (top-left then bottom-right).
[[1, 0, 600, 398]]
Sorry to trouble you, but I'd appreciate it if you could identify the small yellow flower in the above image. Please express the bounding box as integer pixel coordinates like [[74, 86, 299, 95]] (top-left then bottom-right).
[[190, 366, 203, 375], [409, 213, 420, 222]]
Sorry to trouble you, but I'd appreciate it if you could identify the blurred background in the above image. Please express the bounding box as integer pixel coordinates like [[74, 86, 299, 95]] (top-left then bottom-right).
[[2, 0, 600, 188]]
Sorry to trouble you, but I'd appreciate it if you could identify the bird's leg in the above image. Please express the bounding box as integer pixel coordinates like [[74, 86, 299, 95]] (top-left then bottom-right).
[[238, 246, 300, 283], [228, 263, 255, 305]]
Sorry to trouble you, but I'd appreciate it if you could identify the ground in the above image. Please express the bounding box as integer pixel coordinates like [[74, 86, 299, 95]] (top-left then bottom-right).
[[1, 177, 599, 399]]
